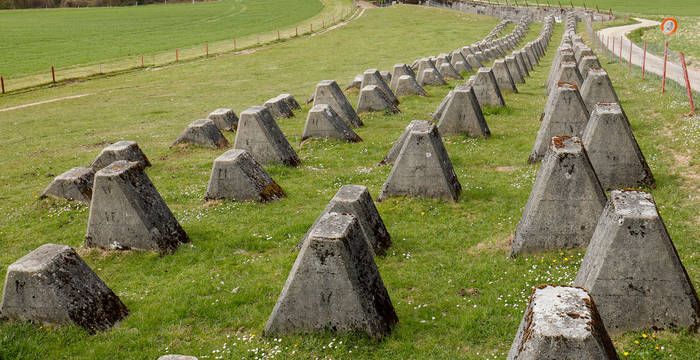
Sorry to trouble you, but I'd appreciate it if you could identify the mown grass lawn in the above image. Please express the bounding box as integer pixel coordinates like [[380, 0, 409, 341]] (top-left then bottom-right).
[[488, 0, 700, 16], [0, 4, 698, 359]]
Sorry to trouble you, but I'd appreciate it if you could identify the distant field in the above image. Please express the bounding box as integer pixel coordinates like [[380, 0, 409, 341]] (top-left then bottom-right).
[[628, 16, 700, 69], [487, 0, 700, 16], [0, 0, 325, 76]]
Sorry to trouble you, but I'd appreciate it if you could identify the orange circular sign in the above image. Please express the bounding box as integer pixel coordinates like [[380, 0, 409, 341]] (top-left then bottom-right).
[[661, 18, 678, 35]]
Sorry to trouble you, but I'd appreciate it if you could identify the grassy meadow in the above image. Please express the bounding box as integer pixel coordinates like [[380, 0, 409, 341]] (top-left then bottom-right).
[[487, 0, 700, 16], [0, 4, 698, 359], [627, 16, 700, 69]]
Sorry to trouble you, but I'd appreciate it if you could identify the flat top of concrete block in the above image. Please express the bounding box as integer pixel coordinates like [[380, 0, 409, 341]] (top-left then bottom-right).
[[530, 285, 594, 339], [610, 189, 657, 219], [398, 75, 412, 80], [318, 80, 336, 86], [505, 55, 515, 60], [334, 185, 367, 202], [478, 67, 491, 73], [556, 82, 578, 90], [408, 120, 433, 133], [241, 106, 267, 116], [494, 59, 505, 64], [364, 69, 379, 74], [593, 102, 622, 115], [308, 212, 355, 240], [550, 135, 583, 153], [560, 61, 578, 67], [96, 160, 139, 177], [587, 67, 608, 77], [56, 167, 94, 180], [105, 140, 136, 150], [209, 108, 232, 115], [214, 149, 248, 162], [8, 243, 71, 273], [361, 85, 378, 91], [190, 118, 214, 127]]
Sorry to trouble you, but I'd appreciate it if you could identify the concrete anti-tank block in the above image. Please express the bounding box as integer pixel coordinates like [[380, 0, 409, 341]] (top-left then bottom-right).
[[394, 75, 428, 97], [580, 68, 620, 112], [574, 190, 700, 334], [296, 185, 391, 256], [450, 51, 473, 73], [378, 121, 461, 202], [471, 68, 506, 107], [435, 55, 463, 80], [264, 96, 295, 119], [302, 104, 362, 143], [506, 285, 619, 360], [518, 50, 533, 72], [505, 55, 525, 84], [493, 59, 518, 93], [357, 85, 401, 114], [379, 120, 425, 166], [578, 55, 602, 79], [233, 106, 301, 167], [40, 167, 95, 204], [279, 94, 301, 110], [529, 83, 589, 163], [0, 244, 129, 332], [171, 119, 229, 149], [361, 69, 399, 106], [547, 61, 583, 95], [264, 212, 398, 339], [379, 71, 391, 85], [90, 140, 151, 171], [207, 108, 238, 131], [436, 85, 490, 138], [418, 68, 446, 87], [466, 54, 483, 70], [313, 80, 362, 128], [511, 136, 607, 257], [514, 51, 531, 75], [205, 149, 285, 202], [85, 160, 190, 252], [345, 74, 362, 90], [389, 64, 416, 92], [582, 102, 654, 190]]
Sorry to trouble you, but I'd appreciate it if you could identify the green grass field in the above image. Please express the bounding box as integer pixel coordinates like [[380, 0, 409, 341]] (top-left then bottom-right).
[[627, 16, 700, 69], [0, 0, 326, 77], [488, 0, 700, 16], [0, 4, 698, 359]]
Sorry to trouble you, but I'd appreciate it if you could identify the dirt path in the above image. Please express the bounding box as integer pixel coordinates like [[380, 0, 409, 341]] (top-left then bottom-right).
[[0, 94, 91, 113], [597, 18, 700, 92]]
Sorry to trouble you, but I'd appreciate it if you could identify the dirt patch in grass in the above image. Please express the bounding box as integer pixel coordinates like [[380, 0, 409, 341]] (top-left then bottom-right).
[[467, 233, 514, 255]]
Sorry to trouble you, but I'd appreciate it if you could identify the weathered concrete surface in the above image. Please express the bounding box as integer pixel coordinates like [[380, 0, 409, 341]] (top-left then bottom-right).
[[379, 120, 423, 166], [264, 96, 295, 119], [470, 68, 506, 107], [313, 80, 362, 128], [40, 167, 95, 204], [379, 71, 391, 85], [394, 75, 428, 97], [505, 55, 525, 84], [518, 49, 533, 72], [296, 185, 391, 256], [524, 44, 539, 66], [511, 137, 607, 257], [416, 58, 447, 86], [515, 50, 531, 75], [574, 190, 700, 334], [346, 74, 362, 90], [580, 68, 620, 112], [546, 47, 573, 90], [302, 104, 362, 142], [466, 54, 483, 70], [361, 69, 399, 106], [205, 149, 285, 202], [507, 285, 619, 360], [158, 356, 198, 360], [207, 108, 238, 131], [529, 83, 589, 163], [357, 85, 401, 114], [85, 161, 190, 252], [264, 212, 398, 339], [582, 102, 655, 190], [378, 121, 461, 202], [436, 55, 463, 80], [0, 244, 129, 332], [232, 106, 301, 167], [90, 141, 151, 171], [547, 61, 583, 95], [450, 50, 473, 73], [578, 55, 602, 79], [493, 59, 518, 93], [279, 93, 301, 110], [389, 64, 416, 92], [436, 86, 490, 138], [171, 119, 229, 149]]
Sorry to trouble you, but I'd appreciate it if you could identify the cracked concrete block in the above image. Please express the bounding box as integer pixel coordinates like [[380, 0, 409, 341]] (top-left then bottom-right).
[[580, 68, 620, 112], [207, 108, 238, 131], [436, 86, 490, 138], [493, 59, 518, 93], [574, 190, 700, 334], [40, 167, 95, 204], [356, 85, 401, 114], [511, 136, 607, 257], [205, 149, 285, 202], [232, 106, 301, 167], [0, 244, 129, 332], [90, 141, 151, 171], [313, 80, 362, 128], [264, 212, 398, 339], [506, 285, 619, 360], [394, 75, 428, 97], [302, 104, 362, 143], [361, 69, 399, 106], [582, 102, 654, 190], [85, 160, 190, 252], [471, 67, 505, 107], [505, 55, 525, 84], [171, 119, 229, 149]]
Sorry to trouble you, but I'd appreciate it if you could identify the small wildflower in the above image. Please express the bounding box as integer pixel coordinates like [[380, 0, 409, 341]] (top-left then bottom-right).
[[564, 258, 569, 262], [624, 352, 629, 356], [634, 340, 639, 344], [559, 252, 564, 256], [420, 212, 425, 215], [655, 346, 660, 350], [642, 333, 647, 338], [552, 259, 557, 263]]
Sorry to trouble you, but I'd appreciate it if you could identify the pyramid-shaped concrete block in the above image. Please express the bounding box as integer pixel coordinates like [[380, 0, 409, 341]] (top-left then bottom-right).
[[171, 119, 229, 149], [582, 102, 654, 190], [518, 50, 533, 72], [505, 55, 525, 84], [302, 104, 362, 142], [506, 285, 620, 360], [493, 59, 518, 93], [264, 212, 398, 339], [313, 80, 362, 128], [578, 55, 602, 79], [471, 68, 506, 107], [466, 54, 483, 70], [361, 69, 399, 106], [264, 96, 295, 119], [435, 55, 463, 80], [345, 74, 362, 90], [416, 58, 447, 86], [394, 75, 428, 97], [85, 160, 190, 252], [357, 85, 401, 114], [580, 68, 620, 112], [279, 94, 301, 110], [529, 83, 590, 163], [514, 51, 530, 76], [90, 140, 151, 171], [40, 167, 95, 204], [233, 106, 301, 167], [450, 51, 473, 73], [546, 48, 574, 91], [378, 121, 461, 202], [389, 63, 416, 92], [207, 108, 238, 131], [296, 185, 391, 255], [436, 86, 490, 138], [574, 190, 700, 334], [546, 61, 583, 95], [379, 120, 425, 166], [379, 70, 391, 85], [511, 136, 607, 257], [0, 244, 129, 332], [524, 44, 539, 66], [205, 149, 285, 202]]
